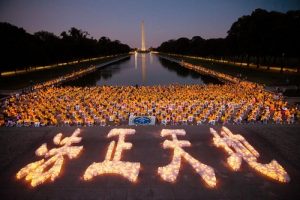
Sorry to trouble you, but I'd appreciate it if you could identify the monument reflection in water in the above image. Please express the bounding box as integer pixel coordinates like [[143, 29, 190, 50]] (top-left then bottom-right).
[[134, 52, 148, 83]]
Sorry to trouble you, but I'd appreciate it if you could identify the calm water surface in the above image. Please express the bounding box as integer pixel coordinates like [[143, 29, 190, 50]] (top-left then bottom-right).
[[65, 53, 222, 86]]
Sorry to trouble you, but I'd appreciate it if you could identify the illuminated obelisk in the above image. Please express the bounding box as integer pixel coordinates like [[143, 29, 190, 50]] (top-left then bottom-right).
[[141, 21, 146, 51]]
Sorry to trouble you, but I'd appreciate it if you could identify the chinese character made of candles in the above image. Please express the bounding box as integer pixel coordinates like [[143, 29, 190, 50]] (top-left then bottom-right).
[[210, 126, 290, 183], [83, 128, 140, 182], [158, 129, 217, 188], [16, 128, 83, 187]]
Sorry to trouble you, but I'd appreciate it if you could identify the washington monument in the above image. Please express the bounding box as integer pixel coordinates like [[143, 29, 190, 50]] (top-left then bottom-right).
[[141, 20, 146, 51]]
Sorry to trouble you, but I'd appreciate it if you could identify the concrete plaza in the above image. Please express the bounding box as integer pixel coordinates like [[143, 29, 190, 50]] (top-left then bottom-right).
[[0, 124, 299, 199]]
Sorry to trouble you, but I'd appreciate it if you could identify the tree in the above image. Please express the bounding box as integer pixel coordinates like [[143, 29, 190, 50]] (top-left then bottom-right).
[[157, 9, 300, 69], [0, 23, 131, 72]]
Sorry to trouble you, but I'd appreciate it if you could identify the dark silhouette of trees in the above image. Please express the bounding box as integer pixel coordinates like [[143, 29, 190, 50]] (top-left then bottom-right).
[[0, 23, 131, 72], [157, 9, 300, 70]]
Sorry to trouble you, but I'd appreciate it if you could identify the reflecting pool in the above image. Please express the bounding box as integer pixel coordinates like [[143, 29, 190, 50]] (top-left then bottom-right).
[[64, 53, 222, 86]]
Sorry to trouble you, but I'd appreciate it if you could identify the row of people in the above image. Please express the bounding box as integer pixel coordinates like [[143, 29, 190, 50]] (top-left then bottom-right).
[[34, 66, 96, 90], [182, 61, 241, 83], [2, 82, 297, 127]]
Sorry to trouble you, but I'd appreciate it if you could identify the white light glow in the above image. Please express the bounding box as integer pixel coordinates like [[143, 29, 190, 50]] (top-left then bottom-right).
[[210, 126, 290, 183], [158, 129, 216, 188], [83, 128, 140, 182], [16, 128, 83, 187]]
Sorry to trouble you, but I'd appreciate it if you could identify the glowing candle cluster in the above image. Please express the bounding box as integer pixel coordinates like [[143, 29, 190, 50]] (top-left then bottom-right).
[[16, 128, 83, 187], [210, 126, 290, 183], [15, 127, 291, 188], [158, 129, 216, 188], [83, 128, 140, 183]]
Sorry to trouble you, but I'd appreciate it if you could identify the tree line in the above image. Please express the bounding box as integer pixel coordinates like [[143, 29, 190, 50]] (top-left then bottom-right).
[[156, 9, 300, 70], [0, 23, 131, 72]]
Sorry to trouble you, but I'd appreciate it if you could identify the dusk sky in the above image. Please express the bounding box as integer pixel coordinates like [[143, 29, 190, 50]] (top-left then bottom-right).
[[1, 0, 299, 48]]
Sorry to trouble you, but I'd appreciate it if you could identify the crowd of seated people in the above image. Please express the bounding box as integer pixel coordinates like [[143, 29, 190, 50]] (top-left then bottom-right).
[[2, 82, 297, 127]]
